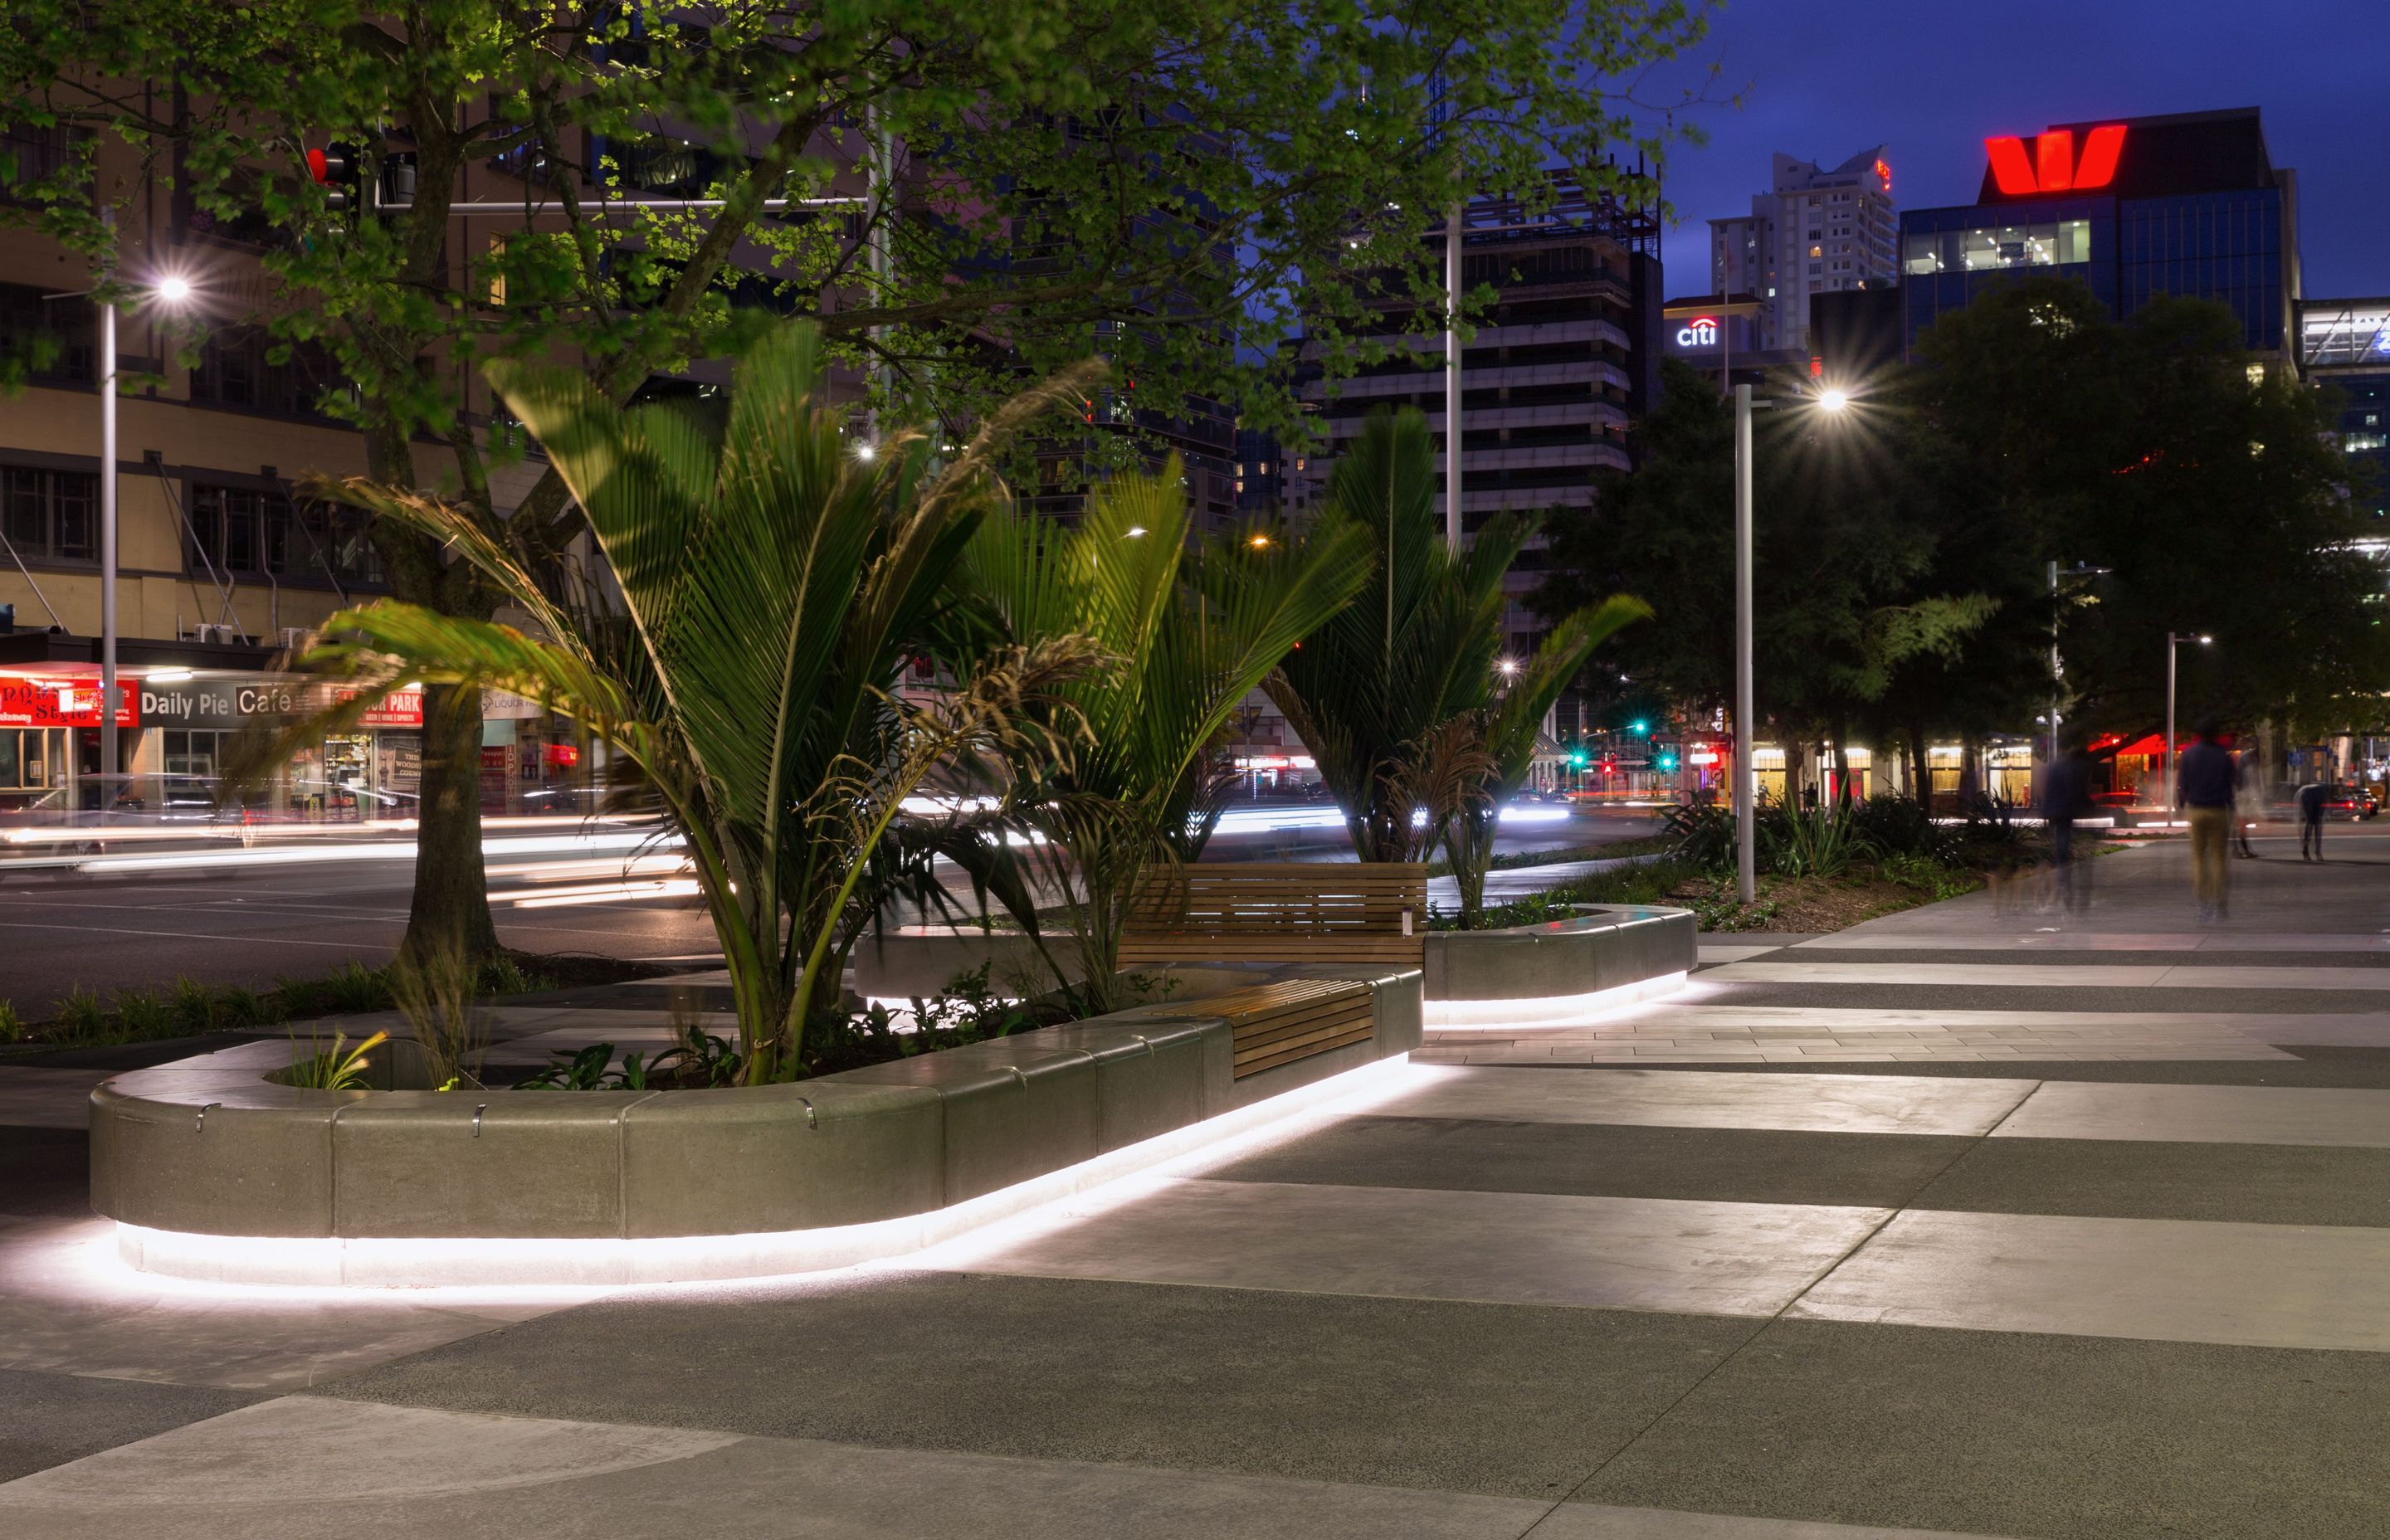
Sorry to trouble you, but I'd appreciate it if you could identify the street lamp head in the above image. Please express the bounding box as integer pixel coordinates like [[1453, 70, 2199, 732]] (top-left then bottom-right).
[[2198, 634, 2213, 645], [1496, 658, 1519, 677], [1124, 525, 1147, 539], [1817, 387, 1850, 412], [853, 441, 876, 461], [152, 275, 193, 305]]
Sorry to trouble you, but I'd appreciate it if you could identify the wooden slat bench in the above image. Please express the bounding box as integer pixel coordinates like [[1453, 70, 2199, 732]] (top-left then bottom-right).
[[1197, 977, 1378, 1079], [1118, 862, 1423, 1079], [1117, 862, 1427, 969]]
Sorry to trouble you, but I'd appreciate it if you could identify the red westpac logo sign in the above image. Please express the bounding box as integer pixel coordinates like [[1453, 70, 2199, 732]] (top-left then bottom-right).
[[1984, 124, 2127, 195]]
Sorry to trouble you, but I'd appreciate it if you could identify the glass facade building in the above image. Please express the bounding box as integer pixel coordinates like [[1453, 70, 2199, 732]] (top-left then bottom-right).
[[2301, 299, 2390, 525], [1900, 109, 2299, 361]]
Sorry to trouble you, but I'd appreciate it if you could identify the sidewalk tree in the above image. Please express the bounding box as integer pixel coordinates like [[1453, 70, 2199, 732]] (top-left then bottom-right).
[[276, 323, 1100, 1081], [0, 0, 1711, 963]]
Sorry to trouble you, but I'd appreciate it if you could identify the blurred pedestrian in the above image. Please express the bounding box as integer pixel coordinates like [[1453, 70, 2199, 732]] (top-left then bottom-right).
[[2177, 717, 2237, 922], [2233, 746, 2261, 858], [2041, 737, 2096, 913], [2296, 777, 2327, 861]]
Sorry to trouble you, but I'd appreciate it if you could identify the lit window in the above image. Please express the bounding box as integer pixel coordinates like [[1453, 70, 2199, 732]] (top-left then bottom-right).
[[1809, 244, 1822, 258]]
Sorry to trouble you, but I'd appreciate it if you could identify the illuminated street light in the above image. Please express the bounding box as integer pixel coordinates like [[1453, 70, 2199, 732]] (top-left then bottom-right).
[[2165, 630, 2217, 811], [153, 275, 193, 305], [1249, 533, 1271, 548], [1817, 387, 1850, 412], [1124, 525, 1148, 539]]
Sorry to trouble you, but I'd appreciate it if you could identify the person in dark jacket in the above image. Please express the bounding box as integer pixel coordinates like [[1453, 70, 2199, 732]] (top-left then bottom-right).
[[2296, 778, 2329, 861], [2177, 718, 2238, 921], [2041, 739, 2097, 913]]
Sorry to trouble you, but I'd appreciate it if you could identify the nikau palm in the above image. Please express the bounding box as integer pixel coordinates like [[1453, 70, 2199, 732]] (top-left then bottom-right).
[[286, 324, 1098, 1079], [963, 460, 1371, 1011], [1268, 408, 1646, 920]]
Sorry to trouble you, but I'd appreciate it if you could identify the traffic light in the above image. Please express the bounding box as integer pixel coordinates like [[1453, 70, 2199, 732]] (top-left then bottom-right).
[[1629, 719, 1649, 734], [1568, 748, 1588, 768], [305, 143, 360, 213], [1659, 751, 1678, 771]]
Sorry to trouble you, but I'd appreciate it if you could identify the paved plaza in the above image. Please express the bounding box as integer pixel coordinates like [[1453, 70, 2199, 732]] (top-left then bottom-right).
[[2, 830, 2388, 1537]]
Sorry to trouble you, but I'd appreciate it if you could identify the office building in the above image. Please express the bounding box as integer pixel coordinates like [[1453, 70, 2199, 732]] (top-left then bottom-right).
[[1709, 148, 1899, 353], [1289, 173, 1662, 656], [2300, 298, 2390, 524], [1900, 107, 2301, 363]]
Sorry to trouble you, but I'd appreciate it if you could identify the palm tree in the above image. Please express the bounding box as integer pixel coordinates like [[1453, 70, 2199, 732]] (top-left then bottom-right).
[[1442, 599, 1649, 927], [281, 323, 1100, 1080], [1265, 408, 1647, 923], [962, 459, 1370, 1011]]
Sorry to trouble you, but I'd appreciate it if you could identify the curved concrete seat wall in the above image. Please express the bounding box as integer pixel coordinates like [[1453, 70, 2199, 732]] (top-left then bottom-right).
[[88, 965, 1422, 1249], [1422, 904, 1696, 1026]]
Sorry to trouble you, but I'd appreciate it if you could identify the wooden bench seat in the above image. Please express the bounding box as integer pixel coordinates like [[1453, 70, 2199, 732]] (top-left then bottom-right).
[[1193, 977, 1378, 1079], [1117, 861, 1427, 969]]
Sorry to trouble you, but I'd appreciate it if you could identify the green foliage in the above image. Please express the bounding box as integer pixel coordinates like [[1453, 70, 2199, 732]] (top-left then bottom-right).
[[0, 999, 22, 1044], [213, 985, 271, 1031], [53, 987, 105, 1044], [108, 987, 175, 1042], [285, 1030, 388, 1093], [964, 456, 1372, 1010], [287, 324, 1097, 1080], [169, 977, 218, 1035], [1763, 806, 1873, 880], [391, 944, 487, 1091], [1844, 794, 1959, 863]]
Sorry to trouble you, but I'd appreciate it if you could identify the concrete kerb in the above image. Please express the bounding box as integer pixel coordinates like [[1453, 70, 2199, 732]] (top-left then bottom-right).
[[85, 964, 1429, 1286]]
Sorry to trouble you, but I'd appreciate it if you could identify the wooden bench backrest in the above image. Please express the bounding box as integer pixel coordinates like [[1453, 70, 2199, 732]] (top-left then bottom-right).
[[1117, 862, 1429, 967]]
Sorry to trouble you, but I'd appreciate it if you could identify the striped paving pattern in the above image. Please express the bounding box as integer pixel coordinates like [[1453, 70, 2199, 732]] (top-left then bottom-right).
[[5, 838, 2388, 1538]]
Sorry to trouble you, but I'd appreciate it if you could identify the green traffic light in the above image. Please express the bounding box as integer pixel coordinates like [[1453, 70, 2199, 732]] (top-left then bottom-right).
[[1629, 719, 1649, 734]]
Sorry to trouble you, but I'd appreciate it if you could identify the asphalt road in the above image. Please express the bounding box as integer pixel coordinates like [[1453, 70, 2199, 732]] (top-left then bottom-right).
[[0, 803, 1662, 1016]]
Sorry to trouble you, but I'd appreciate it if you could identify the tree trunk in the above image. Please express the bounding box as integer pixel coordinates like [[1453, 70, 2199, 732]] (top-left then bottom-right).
[[1907, 723, 1929, 807], [402, 680, 499, 964], [1832, 730, 1852, 806]]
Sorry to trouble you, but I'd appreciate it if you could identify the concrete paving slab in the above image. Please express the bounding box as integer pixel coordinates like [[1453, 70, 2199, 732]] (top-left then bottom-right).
[[319, 1270, 1756, 1499], [1202, 1116, 1976, 1211], [1791, 1209, 2390, 1352], [950, 1177, 1890, 1317], [0, 1395, 1556, 1539], [0, 1215, 578, 1391], [1379, 1066, 2037, 1136], [1991, 1080, 2390, 1148], [1911, 1137, 2390, 1228], [0, 1067, 110, 1129], [1529, 1505, 2014, 1538], [1574, 1318, 2390, 1540], [0, 1367, 260, 1482]]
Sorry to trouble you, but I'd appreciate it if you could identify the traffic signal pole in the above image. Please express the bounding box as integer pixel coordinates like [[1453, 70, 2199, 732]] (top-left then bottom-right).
[[1734, 383, 1756, 905]]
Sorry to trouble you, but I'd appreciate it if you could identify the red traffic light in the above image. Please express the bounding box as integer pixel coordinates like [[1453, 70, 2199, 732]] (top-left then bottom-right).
[[304, 144, 359, 212]]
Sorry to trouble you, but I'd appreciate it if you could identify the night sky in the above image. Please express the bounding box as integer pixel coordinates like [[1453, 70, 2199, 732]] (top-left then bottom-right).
[[1643, 0, 2388, 300]]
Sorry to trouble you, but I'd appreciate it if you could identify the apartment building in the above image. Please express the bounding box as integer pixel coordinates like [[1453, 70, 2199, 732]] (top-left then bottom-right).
[[1709, 148, 1899, 353]]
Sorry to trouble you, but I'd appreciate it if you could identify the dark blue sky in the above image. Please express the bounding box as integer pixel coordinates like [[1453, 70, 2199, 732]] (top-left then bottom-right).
[[1644, 0, 2388, 300]]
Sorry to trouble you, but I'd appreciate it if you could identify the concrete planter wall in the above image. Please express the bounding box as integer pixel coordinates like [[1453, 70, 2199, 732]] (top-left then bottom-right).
[[88, 964, 1422, 1265], [1422, 904, 1695, 1026], [859, 905, 1696, 1026]]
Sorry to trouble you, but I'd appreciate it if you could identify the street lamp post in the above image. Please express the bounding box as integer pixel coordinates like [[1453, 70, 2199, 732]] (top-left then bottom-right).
[[2046, 563, 2112, 763], [2165, 631, 2212, 813], [1732, 382, 1847, 904]]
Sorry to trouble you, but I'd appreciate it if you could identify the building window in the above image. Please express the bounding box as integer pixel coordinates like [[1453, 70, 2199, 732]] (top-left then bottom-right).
[[0, 282, 96, 384], [187, 483, 382, 587], [0, 728, 47, 790], [161, 729, 231, 777], [189, 328, 354, 419], [1903, 218, 2091, 275], [2, 465, 95, 561]]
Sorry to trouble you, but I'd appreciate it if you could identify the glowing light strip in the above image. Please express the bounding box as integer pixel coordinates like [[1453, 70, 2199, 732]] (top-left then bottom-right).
[[1425, 971, 1690, 1031], [114, 1053, 1423, 1290], [511, 879, 701, 909], [59, 830, 682, 874]]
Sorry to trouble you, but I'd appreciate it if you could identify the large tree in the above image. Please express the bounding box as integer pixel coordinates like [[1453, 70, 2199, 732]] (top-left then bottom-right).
[[0, 0, 1713, 959], [1533, 358, 1996, 792], [1910, 277, 2390, 748]]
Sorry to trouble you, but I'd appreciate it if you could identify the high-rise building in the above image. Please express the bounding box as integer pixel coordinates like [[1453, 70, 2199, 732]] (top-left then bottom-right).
[[1900, 108, 2302, 363], [2300, 298, 2390, 525], [1290, 173, 1662, 657], [1709, 149, 1898, 353]]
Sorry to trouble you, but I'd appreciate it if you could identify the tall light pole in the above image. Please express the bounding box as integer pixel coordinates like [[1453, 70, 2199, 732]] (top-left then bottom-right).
[[76, 214, 194, 800], [1444, 199, 1463, 553], [1733, 382, 1848, 904], [2165, 630, 2212, 813]]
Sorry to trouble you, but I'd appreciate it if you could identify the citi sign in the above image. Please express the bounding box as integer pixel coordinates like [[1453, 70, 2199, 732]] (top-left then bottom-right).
[[1675, 315, 1719, 348], [1984, 124, 2127, 195]]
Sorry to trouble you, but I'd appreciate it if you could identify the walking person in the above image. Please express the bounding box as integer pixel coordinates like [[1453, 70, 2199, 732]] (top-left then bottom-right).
[[2178, 719, 2238, 922], [2297, 777, 2328, 861], [2041, 737, 2096, 914]]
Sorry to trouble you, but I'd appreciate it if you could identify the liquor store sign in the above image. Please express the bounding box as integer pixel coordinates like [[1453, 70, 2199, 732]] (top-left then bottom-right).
[[0, 678, 138, 729]]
